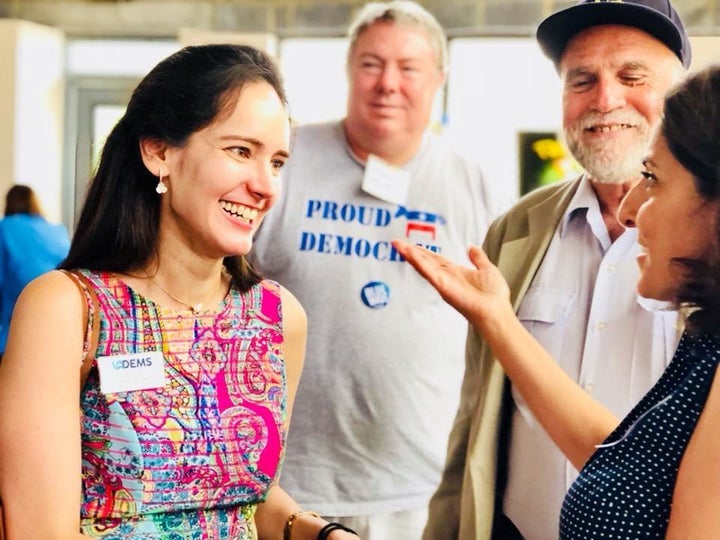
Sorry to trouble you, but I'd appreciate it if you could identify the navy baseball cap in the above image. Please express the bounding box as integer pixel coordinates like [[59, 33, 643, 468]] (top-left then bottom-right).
[[537, 0, 692, 69]]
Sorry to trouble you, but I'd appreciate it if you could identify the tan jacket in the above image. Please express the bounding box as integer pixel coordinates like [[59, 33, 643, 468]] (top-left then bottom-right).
[[422, 178, 583, 540]]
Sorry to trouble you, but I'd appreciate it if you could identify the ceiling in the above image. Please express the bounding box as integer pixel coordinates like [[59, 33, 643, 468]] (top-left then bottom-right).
[[1, 0, 718, 39]]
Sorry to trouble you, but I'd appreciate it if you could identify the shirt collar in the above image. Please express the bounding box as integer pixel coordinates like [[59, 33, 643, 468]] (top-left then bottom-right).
[[339, 120, 431, 170], [559, 174, 602, 238]]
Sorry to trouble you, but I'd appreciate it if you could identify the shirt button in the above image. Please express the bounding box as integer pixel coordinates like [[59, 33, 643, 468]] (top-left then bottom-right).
[[607, 264, 617, 272], [597, 322, 607, 330], [584, 383, 594, 394]]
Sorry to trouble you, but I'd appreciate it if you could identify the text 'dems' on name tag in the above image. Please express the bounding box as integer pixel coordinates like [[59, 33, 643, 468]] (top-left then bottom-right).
[[97, 351, 166, 394]]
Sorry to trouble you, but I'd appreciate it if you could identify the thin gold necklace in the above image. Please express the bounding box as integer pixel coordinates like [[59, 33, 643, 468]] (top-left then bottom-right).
[[145, 271, 227, 314]]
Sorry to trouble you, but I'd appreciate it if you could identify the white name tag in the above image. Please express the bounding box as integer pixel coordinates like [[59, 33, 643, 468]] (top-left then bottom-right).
[[361, 154, 411, 205], [97, 351, 166, 394]]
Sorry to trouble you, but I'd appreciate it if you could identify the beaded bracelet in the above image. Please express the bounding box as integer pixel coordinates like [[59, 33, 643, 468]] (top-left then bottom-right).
[[284, 510, 321, 540], [317, 522, 359, 540]]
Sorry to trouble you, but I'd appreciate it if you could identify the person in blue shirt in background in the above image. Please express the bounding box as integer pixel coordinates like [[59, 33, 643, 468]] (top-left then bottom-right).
[[0, 184, 70, 357]]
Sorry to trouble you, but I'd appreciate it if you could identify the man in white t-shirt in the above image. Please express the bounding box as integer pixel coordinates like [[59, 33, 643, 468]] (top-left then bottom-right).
[[249, 2, 495, 539]]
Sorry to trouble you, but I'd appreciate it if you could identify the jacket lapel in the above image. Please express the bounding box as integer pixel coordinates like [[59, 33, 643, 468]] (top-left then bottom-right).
[[499, 178, 583, 310]]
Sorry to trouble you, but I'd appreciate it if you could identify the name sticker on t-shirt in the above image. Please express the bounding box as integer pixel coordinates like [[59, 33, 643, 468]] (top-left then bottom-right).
[[361, 154, 411, 205], [97, 351, 166, 394]]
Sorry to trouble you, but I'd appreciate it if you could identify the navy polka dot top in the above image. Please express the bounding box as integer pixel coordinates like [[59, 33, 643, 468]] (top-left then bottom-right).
[[560, 332, 720, 539]]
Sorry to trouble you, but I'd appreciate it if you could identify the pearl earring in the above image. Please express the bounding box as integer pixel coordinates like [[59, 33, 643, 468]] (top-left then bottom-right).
[[156, 170, 168, 194]]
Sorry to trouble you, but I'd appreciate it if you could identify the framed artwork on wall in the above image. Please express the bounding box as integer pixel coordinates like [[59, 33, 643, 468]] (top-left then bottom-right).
[[518, 131, 581, 195]]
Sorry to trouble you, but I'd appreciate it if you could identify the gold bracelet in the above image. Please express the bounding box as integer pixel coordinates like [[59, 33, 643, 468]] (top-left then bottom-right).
[[284, 510, 321, 540]]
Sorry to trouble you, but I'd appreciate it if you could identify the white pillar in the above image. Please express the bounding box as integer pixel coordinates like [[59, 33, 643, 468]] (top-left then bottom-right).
[[0, 19, 65, 222]]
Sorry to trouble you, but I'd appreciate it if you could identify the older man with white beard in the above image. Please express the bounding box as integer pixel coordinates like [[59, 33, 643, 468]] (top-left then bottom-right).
[[421, 1, 691, 540]]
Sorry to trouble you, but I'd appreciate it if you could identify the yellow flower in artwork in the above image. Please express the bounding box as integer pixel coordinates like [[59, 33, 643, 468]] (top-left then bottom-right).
[[531, 138, 582, 186], [532, 138, 566, 160]]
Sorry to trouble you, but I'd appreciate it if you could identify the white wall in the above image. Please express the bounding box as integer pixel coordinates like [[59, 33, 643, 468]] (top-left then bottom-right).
[[0, 20, 65, 222], [66, 39, 179, 77], [178, 28, 277, 56], [690, 36, 720, 71], [279, 38, 350, 125], [443, 38, 563, 213]]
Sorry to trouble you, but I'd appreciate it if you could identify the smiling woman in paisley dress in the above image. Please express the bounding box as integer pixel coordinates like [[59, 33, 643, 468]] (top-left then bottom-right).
[[0, 45, 359, 540]]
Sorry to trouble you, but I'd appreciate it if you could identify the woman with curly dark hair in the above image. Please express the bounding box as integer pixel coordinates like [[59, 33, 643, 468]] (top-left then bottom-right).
[[394, 64, 720, 539]]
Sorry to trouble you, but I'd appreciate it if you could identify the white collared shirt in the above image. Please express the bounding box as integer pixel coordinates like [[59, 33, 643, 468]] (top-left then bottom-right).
[[504, 177, 680, 540]]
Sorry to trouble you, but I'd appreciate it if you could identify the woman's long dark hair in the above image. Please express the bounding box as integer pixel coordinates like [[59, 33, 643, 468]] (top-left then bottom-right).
[[60, 44, 288, 292], [664, 64, 720, 332]]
